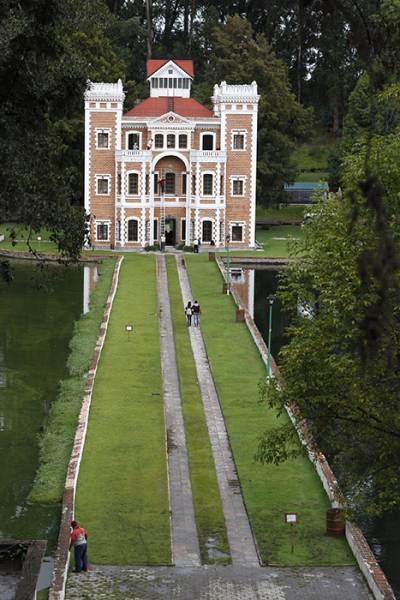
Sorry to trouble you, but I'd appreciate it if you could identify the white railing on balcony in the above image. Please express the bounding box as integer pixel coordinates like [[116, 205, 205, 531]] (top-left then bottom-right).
[[190, 150, 226, 162]]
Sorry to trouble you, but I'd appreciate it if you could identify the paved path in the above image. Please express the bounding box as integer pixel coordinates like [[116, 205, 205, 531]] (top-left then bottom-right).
[[156, 255, 201, 567], [175, 255, 260, 567], [65, 564, 373, 599]]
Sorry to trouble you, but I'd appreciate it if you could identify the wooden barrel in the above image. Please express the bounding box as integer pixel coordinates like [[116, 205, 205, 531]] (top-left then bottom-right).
[[326, 508, 345, 536]]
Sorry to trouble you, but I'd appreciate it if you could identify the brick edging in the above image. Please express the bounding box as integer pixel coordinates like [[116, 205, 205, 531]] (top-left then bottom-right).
[[48, 255, 124, 600], [215, 256, 395, 600]]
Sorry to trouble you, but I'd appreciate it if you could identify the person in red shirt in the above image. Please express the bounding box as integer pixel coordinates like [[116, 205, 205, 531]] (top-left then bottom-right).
[[70, 520, 88, 573]]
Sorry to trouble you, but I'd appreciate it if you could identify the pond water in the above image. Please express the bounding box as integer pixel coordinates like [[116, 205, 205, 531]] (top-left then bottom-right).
[[232, 266, 400, 599], [0, 262, 89, 552]]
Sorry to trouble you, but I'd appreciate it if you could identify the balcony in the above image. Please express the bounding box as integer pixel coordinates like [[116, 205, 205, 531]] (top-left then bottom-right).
[[116, 149, 152, 162], [190, 150, 226, 163]]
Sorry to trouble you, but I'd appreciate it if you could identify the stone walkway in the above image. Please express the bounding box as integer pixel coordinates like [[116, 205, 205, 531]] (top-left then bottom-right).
[[65, 564, 373, 599], [156, 255, 201, 567], [175, 255, 260, 568]]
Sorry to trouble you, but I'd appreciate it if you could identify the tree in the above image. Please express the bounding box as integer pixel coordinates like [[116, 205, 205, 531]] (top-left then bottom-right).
[[197, 16, 312, 205], [257, 126, 400, 516], [0, 0, 126, 260]]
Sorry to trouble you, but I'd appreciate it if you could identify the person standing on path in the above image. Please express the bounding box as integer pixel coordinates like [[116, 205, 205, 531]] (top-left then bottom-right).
[[185, 301, 192, 327], [192, 300, 201, 327], [70, 520, 88, 573]]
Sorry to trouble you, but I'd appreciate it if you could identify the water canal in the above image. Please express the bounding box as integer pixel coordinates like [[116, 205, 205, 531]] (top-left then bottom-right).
[[0, 262, 92, 552], [231, 266, 400, 598]]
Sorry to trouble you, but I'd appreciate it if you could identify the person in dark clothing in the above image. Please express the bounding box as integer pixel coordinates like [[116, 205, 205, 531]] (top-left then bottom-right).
[[70, 520, 88, 573], [192, 300, 201, 326]]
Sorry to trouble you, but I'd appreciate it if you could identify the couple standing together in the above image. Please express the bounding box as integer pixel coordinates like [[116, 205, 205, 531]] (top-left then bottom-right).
[[185, 300, 201, 327]]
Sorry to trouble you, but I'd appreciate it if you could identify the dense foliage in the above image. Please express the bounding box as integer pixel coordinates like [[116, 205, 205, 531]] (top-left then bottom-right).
[[257, 2, 400, 512]]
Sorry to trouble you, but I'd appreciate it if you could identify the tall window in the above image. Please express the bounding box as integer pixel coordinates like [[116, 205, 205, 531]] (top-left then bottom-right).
[[220, 175, 224, 195], [117, 174, 121, 195], [128, 173, 139, 194], [202, 134, 214, 151], [181, 219, 186, 241], [179, 134, 187, 149], [167, 134, 175, 148], [155, 134, 163, 148], [153, 219, 158, 241], [154, 173, 159, 193], [233, 133, 245, 150], [97, 131, 109, 148], [165, 172, 175, 194], [182, 173, 187, 194], [232, 178, 244, 196], [232, 225, 243, 242], [128, 133, 140, 150], [97, 177, 109, 195], [96, 223, 109, 241], [203, 174, 213, 195], [202, 220, 212, 242], [128, 220, 138, 242]]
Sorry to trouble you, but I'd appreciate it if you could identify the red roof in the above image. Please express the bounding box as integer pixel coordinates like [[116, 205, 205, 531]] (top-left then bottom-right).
[[124, 96, 213, 118], [147, 59, 194, 78]]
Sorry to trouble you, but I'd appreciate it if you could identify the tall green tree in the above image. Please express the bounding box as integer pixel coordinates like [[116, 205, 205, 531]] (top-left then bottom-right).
[[197, 16, 312, 205], [0, 0, 125, 259]]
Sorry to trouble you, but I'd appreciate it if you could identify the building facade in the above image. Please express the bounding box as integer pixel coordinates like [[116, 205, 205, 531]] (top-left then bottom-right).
[[84, 59, 260, 249]]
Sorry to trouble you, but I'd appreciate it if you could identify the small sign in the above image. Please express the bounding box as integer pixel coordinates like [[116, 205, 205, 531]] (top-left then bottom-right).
[[37, 236, 42, 241], [285, 512, 297, 524], [125, 324, 133, 332]]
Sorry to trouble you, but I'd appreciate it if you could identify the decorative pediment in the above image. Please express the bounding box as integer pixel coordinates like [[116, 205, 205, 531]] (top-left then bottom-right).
[[152, 112, 191, 125], [147, 60, 193, 80]]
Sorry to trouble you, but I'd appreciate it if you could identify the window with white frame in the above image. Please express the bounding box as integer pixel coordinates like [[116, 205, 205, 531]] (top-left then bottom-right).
[[232, 131, 246, 150], [203, 173, 214, 196], [96, 129, 110, 149], [155, 134, 163, 148], [153, 218, 158, 241], [231, 177, 245, 196], [201, 133, 214, 151], [127, 219, 139, 241], [127, 132, 141, 150], [167, 134, 175, 148], [96, 222, 109, 241], [165, 172, 175, 194], [96, 175, 110, 195], [231, 223, 244, 242], [181, 219, 186, 241], [179, 134, 188, 149], [202, 220, 213, 242], [128, 173, 139, 195]]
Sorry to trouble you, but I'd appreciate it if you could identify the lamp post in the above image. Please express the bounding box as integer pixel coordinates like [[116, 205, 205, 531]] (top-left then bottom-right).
[[225, 234, 231, 295], [267, 295, 276, 378]]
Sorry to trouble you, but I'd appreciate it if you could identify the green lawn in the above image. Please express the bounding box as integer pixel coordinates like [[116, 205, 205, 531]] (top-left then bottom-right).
[[185, 255, 354, 566], [0, 223, 58, 252], [74, 255, 170, 565], [166, 257, 230, 564], [256, 205, 306, 222]]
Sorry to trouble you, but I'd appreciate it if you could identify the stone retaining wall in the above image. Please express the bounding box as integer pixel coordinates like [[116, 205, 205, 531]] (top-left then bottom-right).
[[215, 255, 395, 600], [48, 256, 124, 600]]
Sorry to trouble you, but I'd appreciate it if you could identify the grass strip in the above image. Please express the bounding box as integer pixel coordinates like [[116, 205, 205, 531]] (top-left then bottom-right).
[[29, 259, 116, 504], [166, 257, 230, 564], [75, 255, 170, 565], [185, 254, 354, 566]]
